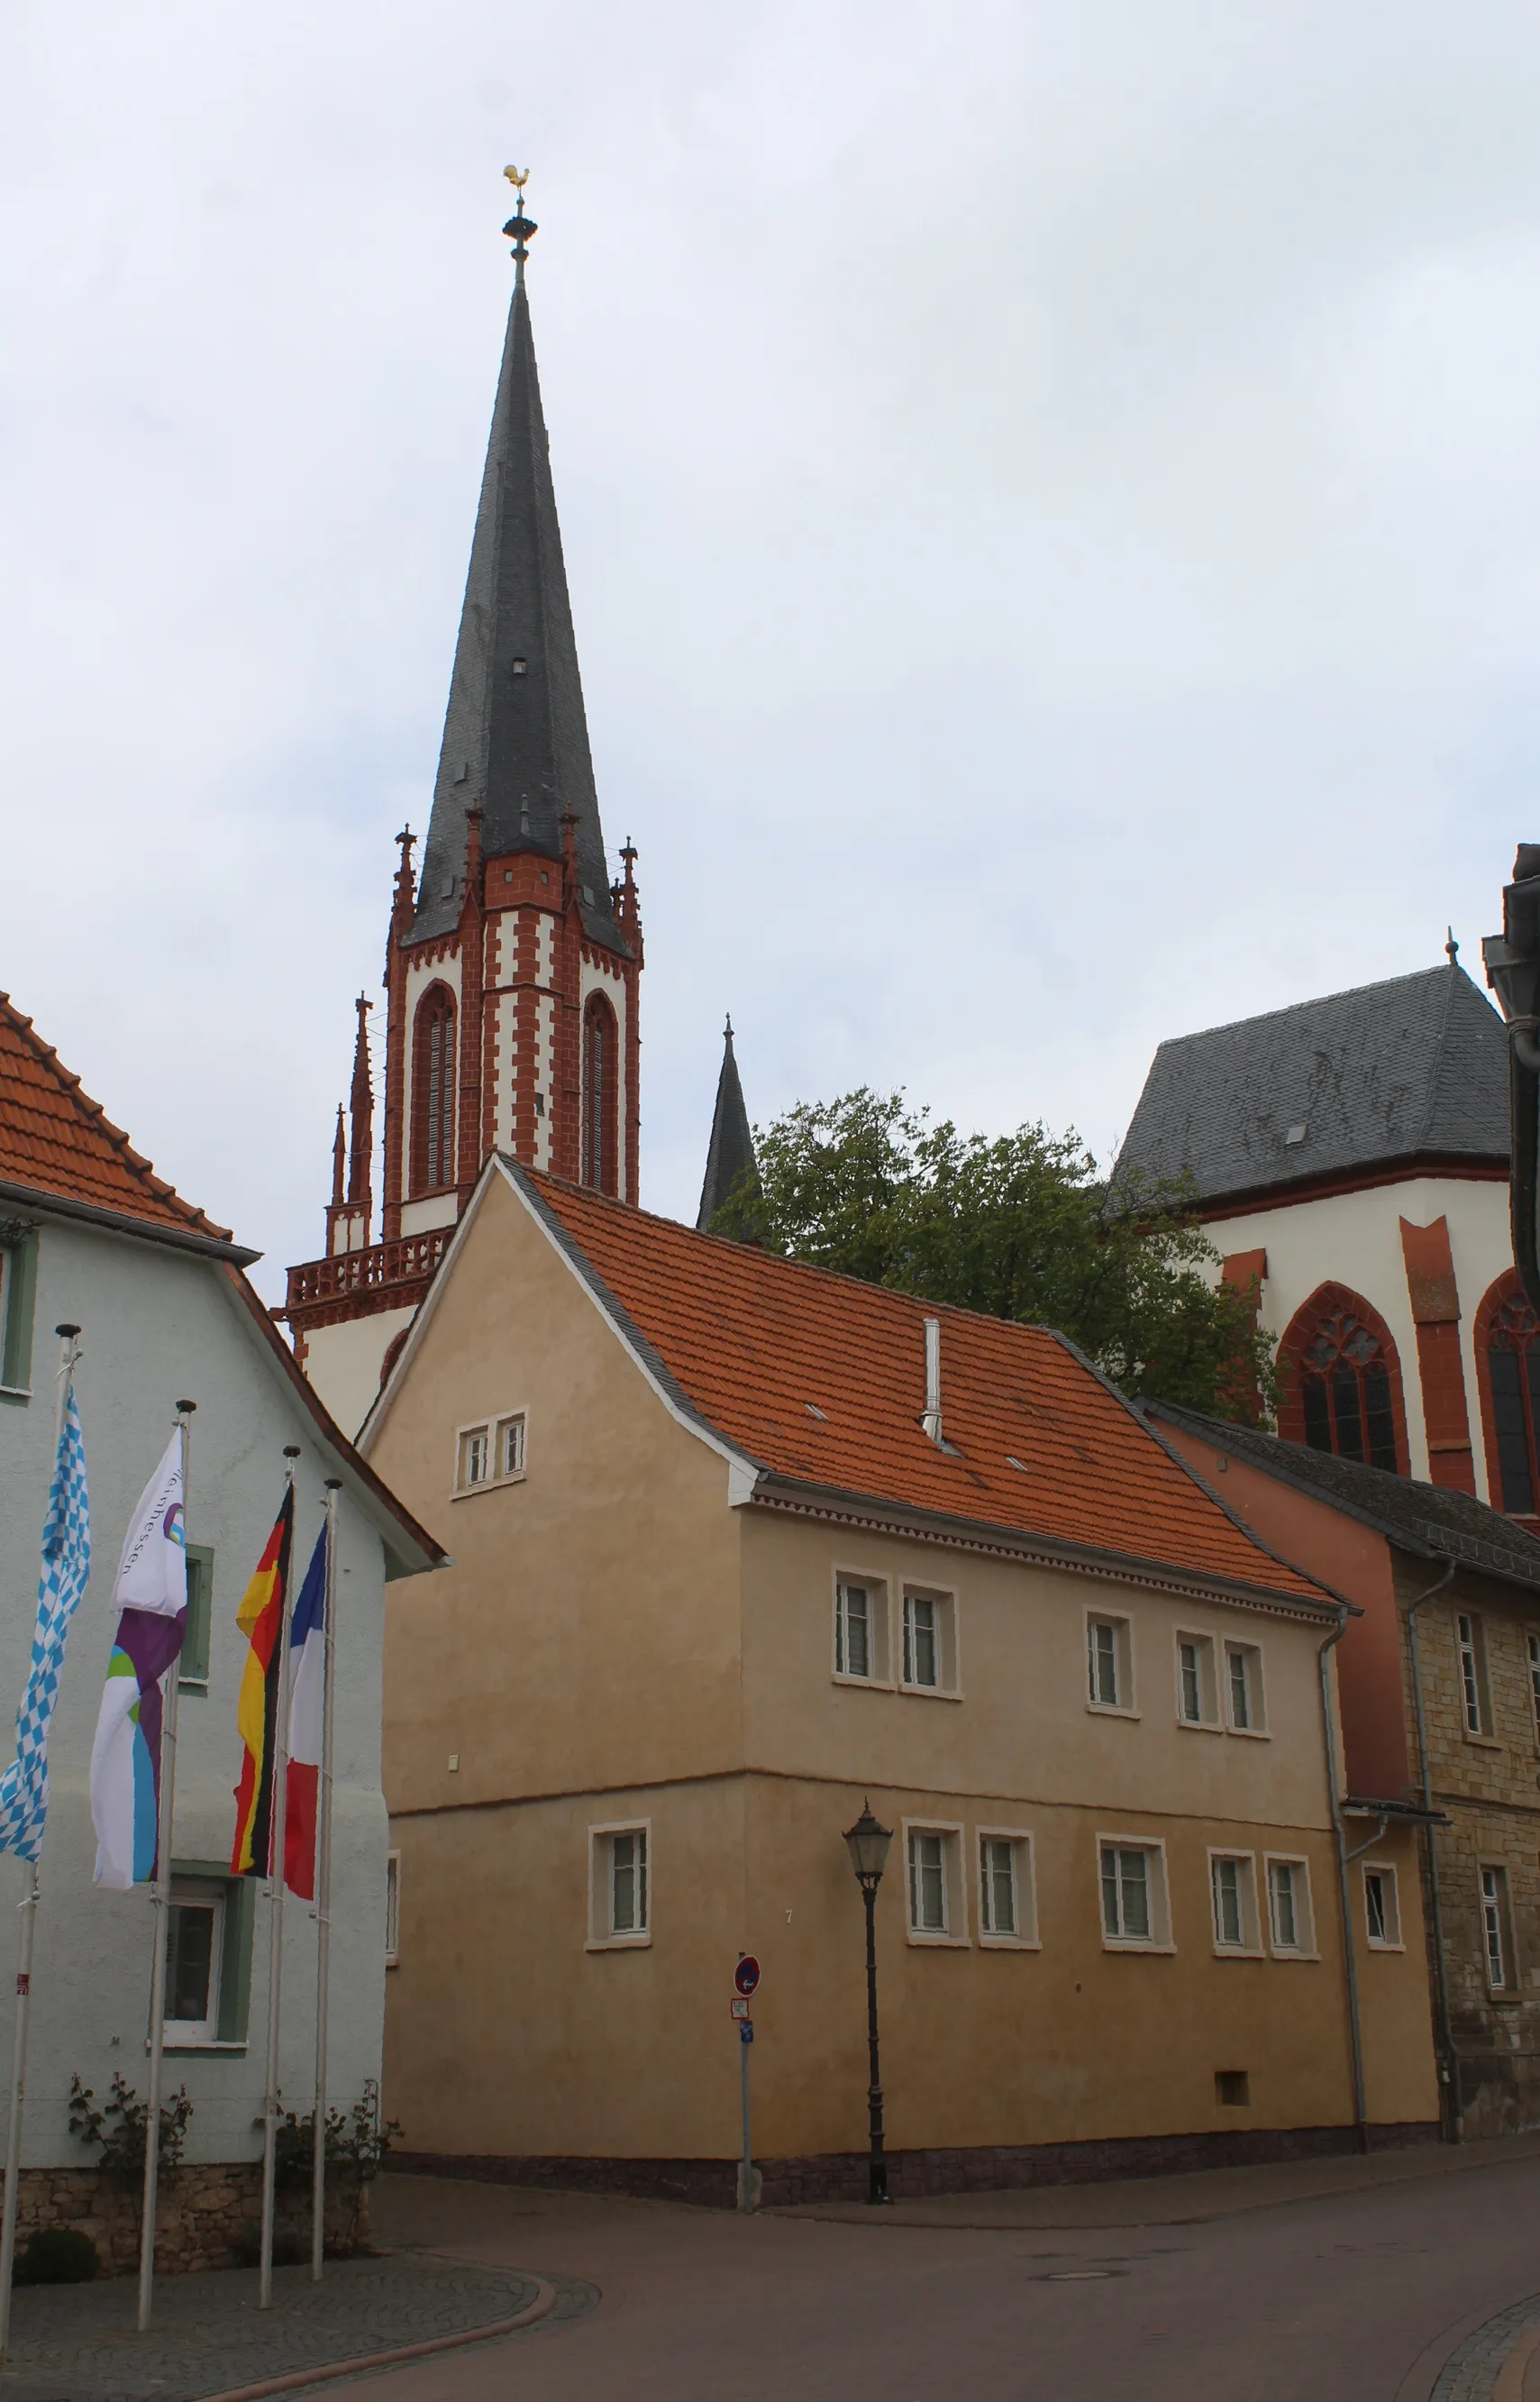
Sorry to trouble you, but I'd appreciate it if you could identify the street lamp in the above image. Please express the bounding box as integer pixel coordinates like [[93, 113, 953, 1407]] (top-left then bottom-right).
[[843, 1802, 894, 2206], [1483, 846, 1540, 1311]]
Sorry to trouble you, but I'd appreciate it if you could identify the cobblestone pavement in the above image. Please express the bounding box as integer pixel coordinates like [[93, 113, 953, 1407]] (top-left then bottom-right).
[[0, 2251, 597, 2402], [1429, 2296, 1540, 2402]]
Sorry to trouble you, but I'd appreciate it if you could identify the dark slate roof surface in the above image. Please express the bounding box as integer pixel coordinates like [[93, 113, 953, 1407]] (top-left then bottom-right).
[[697, 1023, 760, 1230], [411, 273, 625, 955], [1145, 1401, 1540, 1593], [1115, 964, 1508, 1206]]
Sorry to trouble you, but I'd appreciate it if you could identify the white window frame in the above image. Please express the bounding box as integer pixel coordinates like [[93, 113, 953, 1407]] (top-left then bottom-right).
[[1085, 1610, 1136, 1718], [1262, 1853, 1317, 1959], [385, 1849, 401, 1968], [1207, 1849, 1263, 1958], [1455, 1612, 1491, 1738], [163, 1881, 225, 2046], [902, 1820, 968, 1947], [1481, 1862, 1517, 1993], [976, 1828, 1039, 1950], [452, 1407, 530, 1499], [1528, 1630, 1540, 1748], [588, 1819, 652, 1950], [1223, 1640, 1268, 1737], [1097, 1833, 1173, 1952], [900, 1585, 960, 1699], [832, 1570, 892, 1686], [1362, 1861, 1402, 1951], [1174, 1630, 1219, 1731]]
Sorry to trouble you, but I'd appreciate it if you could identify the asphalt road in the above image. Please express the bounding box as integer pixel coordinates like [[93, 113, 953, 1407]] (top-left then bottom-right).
[[340, 2148, 1540, 2402]]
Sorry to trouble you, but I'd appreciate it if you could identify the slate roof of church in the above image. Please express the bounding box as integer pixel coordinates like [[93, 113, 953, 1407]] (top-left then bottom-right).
[[512, 1166, 1335, 1613], [1144, 1402, 1540, 1594], [1115, 962, 1508, 1208], [0, 991, 232, 1244], [697, 1023, 760, 1230], [410, 264, 626, 957]]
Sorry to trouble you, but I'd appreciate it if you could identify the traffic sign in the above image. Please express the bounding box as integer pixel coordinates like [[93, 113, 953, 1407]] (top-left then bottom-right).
[[734, 1955, 761, 1997], [740, 2020, 755, 2045], [730, 1996, 750, 2021]]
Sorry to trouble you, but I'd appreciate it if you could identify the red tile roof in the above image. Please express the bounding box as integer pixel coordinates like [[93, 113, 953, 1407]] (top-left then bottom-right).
[[524, 1172, 1331, 1609], [0, 992, 231, 1243]]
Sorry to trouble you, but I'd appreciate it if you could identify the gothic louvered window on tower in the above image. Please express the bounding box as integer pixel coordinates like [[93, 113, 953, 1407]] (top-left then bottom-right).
[[1479, 1274, 1540, 1514], [582, 993, 618, 1196], [1279, 1283, 1406, 1475], [411, 985, 457, 1195]]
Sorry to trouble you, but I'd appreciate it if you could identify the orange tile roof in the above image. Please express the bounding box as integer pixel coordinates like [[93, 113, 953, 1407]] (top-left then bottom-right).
[[0, 992, 231, 1243], [523, 1171, 1332, 1609]]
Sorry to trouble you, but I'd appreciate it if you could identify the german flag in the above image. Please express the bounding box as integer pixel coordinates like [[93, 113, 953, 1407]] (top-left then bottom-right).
[[231, 1485, 295, 1877]]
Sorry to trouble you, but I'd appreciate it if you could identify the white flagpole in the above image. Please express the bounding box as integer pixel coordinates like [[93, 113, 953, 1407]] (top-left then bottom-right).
[[136, 1396, 195, 2336], [259, 1447, 302, 2311], [310, 1481, 342, 2280], [0, 1325, 81, 2361]]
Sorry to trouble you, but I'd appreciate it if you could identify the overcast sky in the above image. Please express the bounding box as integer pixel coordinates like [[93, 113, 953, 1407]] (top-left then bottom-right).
[[2, 2, 1533, 1304]]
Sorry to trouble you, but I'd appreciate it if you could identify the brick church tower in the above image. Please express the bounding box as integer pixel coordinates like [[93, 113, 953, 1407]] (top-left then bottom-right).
[[285, 185, 643, 1433]]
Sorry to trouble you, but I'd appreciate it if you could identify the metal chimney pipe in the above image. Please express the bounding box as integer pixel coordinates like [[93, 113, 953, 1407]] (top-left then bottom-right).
[[922, 1317, 943, 1446]]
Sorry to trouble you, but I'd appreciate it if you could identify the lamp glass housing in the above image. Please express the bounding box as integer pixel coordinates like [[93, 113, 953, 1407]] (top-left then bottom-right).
[[843, 1804, 894, 1886]]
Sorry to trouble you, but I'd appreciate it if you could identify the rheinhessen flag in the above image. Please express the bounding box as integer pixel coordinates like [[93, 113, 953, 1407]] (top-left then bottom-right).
[[283, 1526, 327, 1899], [89, 1430, 187, 1889], [0, 1387, 91, 1863], [231, 1486, 295, 1877]]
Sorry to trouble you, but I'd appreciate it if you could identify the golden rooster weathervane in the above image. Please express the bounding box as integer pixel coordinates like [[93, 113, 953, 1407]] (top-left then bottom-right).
[[502, 165, 537, 276]]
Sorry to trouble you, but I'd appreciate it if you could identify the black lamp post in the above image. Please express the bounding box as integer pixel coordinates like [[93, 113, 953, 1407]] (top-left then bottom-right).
[[1483, 846, 1540, 1311], [843, 1801, 894, 2206]]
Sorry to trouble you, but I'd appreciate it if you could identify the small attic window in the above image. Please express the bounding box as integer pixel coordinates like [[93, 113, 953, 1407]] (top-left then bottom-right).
[[511, 657, 528, 678], [582, 885, 596, 906], [805, 1402, 828, 1422], [1284, 1123, 1308, 1146]]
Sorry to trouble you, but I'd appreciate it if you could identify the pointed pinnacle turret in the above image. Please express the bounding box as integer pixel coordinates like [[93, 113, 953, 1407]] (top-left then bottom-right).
[[348, 994, 374, 1208], [331, 1106, 346, 1209], [697, 1017, 762, 1235]]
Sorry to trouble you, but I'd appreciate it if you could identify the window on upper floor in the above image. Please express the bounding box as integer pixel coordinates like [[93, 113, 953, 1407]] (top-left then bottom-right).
[[901, 1588, 958, 1695], [1278, 1283, 1406, 1475], [581, 992, 619, 1197], [453, 1411, 526, 1498], [977, 1832, 1037, 1947], [410, 984, 457, 1195], [1209, 1852, 1262, 1955], [1363, 1863, 1401, 1950], [1481, 1863, 1517, 1991], [1087, 1613, 1134, 1714], [905, 1823, 966, 1943], [1478, 1273, 1540, 1516], [1456, 1611, 1492, 1738], [0, 1223, 39, 1399], [589, 1822, 650, 1948], [1175, 1631, 1219, 1729], [834, 1575, 891, 1684], [1265, 1856, 1316, 1957], [1225, 1641, 1267, 1735], [1527, 1631, 1540, 1747], [1099, 1838, 1171, 1950], [179, 1548, 214, 1693]]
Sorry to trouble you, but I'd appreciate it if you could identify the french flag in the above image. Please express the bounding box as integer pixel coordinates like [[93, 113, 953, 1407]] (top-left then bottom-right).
[[284, 1527, 328, 1900]]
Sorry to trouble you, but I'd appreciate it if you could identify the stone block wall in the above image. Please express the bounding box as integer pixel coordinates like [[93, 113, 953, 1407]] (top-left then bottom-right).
[[5, 2161, 372, 2277]]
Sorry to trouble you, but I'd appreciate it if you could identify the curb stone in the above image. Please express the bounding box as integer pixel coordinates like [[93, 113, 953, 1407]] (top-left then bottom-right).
[[1431, 2295, 1540, 2402]]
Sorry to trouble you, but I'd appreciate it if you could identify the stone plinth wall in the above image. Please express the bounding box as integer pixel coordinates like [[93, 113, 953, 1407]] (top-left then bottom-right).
[[5, 2163, 372, 2276], [392, 2118, 1441, 2212]]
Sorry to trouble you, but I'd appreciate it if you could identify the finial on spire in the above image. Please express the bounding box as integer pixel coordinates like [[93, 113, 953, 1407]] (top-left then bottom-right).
[[1446, 926, 1460, 964], [502, 166, 538, 280], [724, 1013, 734, 1040]]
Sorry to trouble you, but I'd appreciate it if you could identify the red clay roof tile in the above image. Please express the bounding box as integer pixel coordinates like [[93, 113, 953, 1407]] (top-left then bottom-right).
[[0, 992, 230, 1242], [524, 1172, 1330, 1607]]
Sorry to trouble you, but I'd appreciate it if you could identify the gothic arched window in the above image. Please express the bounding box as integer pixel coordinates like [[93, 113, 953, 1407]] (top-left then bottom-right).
[[410, 984, 456, 1195], [1278, 1283, 1408, 1475], [581, 992, 618, 1196], [1476, 1271, 1540, 1516]]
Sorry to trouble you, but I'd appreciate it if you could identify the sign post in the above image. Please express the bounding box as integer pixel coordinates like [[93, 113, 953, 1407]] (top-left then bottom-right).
[[734, 1955, 761, 2212]]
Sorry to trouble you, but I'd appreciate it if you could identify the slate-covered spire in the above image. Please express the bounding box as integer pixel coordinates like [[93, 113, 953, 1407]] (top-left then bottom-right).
[[697, 1018, 761, 1232], [411, 187, 625, 954]]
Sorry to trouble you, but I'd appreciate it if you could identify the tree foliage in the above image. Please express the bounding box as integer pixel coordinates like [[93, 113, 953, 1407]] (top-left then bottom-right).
[[712, 1090, 1274, 1420]]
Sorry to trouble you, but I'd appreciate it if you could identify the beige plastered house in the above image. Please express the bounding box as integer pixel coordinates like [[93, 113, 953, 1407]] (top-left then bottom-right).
[[360, 1158, 1440, 2202]]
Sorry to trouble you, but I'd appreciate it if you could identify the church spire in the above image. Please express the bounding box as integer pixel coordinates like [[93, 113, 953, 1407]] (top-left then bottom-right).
[[410, 173, 626, 958], [697, 1018, 761, 1233], [347, 994, 373, 1209]]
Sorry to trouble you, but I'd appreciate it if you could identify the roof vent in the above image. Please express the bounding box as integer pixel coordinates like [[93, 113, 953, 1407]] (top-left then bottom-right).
[[805, 1402, 828, 1422], [1284, 1123, 1308, 1146], [922, 1317, 943, 1447], [1006, 1455, 1028, 1473], [511, 657, 528, 678]]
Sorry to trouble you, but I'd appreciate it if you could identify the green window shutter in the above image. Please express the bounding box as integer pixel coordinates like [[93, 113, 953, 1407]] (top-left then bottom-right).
[[1, 1229, 40, 1395], [217, 1877, 257, 2043], [180, 1548, 214, 1688]]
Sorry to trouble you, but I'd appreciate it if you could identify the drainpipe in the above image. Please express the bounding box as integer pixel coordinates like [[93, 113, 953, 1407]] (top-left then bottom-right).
[[1404, 1560, 1459, 2139], [1318, 1606, 1371, 2152]]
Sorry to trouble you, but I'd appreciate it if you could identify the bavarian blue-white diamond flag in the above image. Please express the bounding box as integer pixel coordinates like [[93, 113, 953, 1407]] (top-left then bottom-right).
[[0, 1386, 92, 1862]]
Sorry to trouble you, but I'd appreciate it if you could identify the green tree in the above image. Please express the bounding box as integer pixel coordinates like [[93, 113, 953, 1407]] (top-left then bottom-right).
[[712, 1090, 1274, 1420]]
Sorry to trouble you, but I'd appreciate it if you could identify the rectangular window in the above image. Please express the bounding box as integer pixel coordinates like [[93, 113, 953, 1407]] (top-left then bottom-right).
[[1225, 1642, 1265, 1733], [900, 1589, 957, 1694], [1457, 1614, 1490, 1736], [497, 1413, 526, 1478], [458, 1425, 489, 1490], [588, 1822, 652, 1947], [1266, 1857, 1316, 1956], [1209, 1853, 1261, 1953], [0, 1228, 38, 1396], [904, 1823, 965, 1942], [1087, 1615, 1133, 1712], [611, 1830, 648, 1935], [164, 1882, 224, 2042], [1528, 1632, 1540, 1746], [1363, 1864, 1401, 1950], [179, 1546, 214, 1691], [1099, 1840, 1170, 1948], [455, 1411, 528, 1496], [1176, 1632, 1217, 1727], [1481, 1865, 1515, 1991], [978, 1832, 1036, 1946], [385, 1850, 400, 1968], [836, 1581, 872, 1678]]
